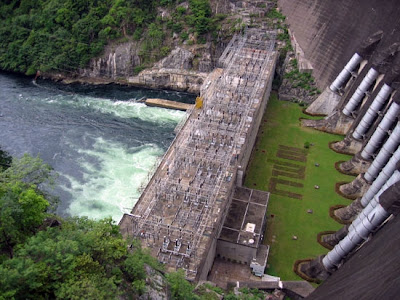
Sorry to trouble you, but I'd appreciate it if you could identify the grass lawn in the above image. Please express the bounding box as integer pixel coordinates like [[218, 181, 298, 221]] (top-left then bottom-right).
[[244, 93, 355, 281]]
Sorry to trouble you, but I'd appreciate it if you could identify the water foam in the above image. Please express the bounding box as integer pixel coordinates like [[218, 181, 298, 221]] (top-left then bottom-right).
[[2, 75, 189, 222], [41, 94, 185, 125], [62, 136, 164, 222]]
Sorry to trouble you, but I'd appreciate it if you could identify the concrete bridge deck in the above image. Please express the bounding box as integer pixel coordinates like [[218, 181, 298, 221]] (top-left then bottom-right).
[[119, 29, 278, 281]]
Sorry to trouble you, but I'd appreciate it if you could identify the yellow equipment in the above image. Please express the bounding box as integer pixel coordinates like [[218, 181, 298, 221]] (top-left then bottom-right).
[[195, 96, 203, 109]]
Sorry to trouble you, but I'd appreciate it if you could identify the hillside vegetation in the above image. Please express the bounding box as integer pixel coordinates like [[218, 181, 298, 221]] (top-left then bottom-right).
[[0, 0, 217, 76], [0, 153, 156, 298]]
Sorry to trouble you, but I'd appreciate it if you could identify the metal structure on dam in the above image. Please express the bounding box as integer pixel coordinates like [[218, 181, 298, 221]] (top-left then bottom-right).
[[119, 29, 278, 281]]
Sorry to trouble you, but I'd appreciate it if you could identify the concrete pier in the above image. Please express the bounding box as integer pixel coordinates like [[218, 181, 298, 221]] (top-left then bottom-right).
[[145, 98, 193, 111], [119, 29, 278, 281]]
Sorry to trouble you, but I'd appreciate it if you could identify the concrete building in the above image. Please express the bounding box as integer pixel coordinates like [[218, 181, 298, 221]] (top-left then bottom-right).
[[216, 187, 269, 275], [119, 29, 278, 281]]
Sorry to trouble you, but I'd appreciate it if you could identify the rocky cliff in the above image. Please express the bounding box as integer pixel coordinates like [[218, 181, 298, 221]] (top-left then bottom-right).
[[79, 43, 213, 93]]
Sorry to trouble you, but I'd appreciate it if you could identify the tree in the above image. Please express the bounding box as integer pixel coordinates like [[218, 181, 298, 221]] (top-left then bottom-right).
[[0, 154, 58, 211], [166, 269, 198, 300], [0, 147, 12, 171], [0, 154, 59, 258], [0, 152, 160, 297], [188, 0, 212, 36], [0, 182, 49, 258], [0, 0, 217, 75], [148, 22, 164, 49], [0, 217, 161, 298], [0, 154, 55, 186]]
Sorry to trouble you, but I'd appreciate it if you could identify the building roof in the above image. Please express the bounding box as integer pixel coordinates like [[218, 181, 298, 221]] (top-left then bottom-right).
[[219, 187, 269, 248]]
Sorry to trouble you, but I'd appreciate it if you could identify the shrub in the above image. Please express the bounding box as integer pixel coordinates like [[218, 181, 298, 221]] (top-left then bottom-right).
[[266, 8, 286, 21], [197, 36, 206, 44], [176, 6, 186, 16], [203, 283, 224, 295], [133, 27, 143, 41], [160, 46, 171, 57], [180, 32, 189, 41], [213, 13, 227, 21], [160, 0, 174, 6], [166, 270, 196, 300], [172, 22, 183, 33], [134, 65, 146, 74], [132, 279, 146, 295]]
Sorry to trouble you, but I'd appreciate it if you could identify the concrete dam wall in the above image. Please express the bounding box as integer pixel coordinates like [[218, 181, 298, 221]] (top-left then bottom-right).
[[278, 0, 400, 89], [279, 1, 400, 298]]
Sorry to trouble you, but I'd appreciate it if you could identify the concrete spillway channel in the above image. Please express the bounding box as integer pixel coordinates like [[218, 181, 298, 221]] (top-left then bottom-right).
[[119, 29, 278, 281]]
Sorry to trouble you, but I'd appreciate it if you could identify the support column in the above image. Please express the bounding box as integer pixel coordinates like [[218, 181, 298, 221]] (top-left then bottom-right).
[[352, 84, 393, 139], [361, 101, 400, 159], [335, 147, 400, 222], [296, 180, 400, 282], [342, 68, 379, 117], [364, 122, 400, 182], [353, 170, 400, 228], [324, 203, 390, 269], [330, 53, 363, 93]]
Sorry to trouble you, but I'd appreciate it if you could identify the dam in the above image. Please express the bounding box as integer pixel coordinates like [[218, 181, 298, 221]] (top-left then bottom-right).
[[119, 28, 278, 281]]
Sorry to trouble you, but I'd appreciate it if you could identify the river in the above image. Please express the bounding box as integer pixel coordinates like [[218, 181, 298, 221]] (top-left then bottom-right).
[[0, 72, 194, 222]]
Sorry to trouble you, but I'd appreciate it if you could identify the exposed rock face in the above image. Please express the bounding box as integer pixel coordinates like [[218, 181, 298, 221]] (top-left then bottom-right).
[[334, 198, 364, 222], [79, 43, 213, 93], [278, 52, 319, 105], [156, 47, 194, 70], [305, 87, 341, 115], [124, 47, 210, 93], [63, 0, 277, 93], [140, 264, 169, 300], [338, 154, 371, 176], [330, 137, 363, 156], [338, 174, 370, 199], [301, 111, 353, 135], [278, 78, 318, 104], [128, 68, 208, 93], [80, 42, 140, 79]]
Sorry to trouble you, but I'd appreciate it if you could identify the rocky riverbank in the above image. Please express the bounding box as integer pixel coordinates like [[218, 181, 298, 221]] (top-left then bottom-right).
[[40, 46, 213, 94]]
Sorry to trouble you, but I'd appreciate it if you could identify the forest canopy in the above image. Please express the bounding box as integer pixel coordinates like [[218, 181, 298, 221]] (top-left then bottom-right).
[[0, 0, 215, 76], [0, 151, 165, 299]]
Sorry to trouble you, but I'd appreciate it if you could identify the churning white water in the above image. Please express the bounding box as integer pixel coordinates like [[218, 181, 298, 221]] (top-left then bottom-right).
[[0, 72, 193, 222]]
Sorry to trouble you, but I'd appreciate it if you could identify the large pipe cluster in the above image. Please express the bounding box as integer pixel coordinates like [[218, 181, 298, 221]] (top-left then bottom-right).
[[297, 39, 400, 282], [334, 146, 400, 222], [298, 178, 400, 281]]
